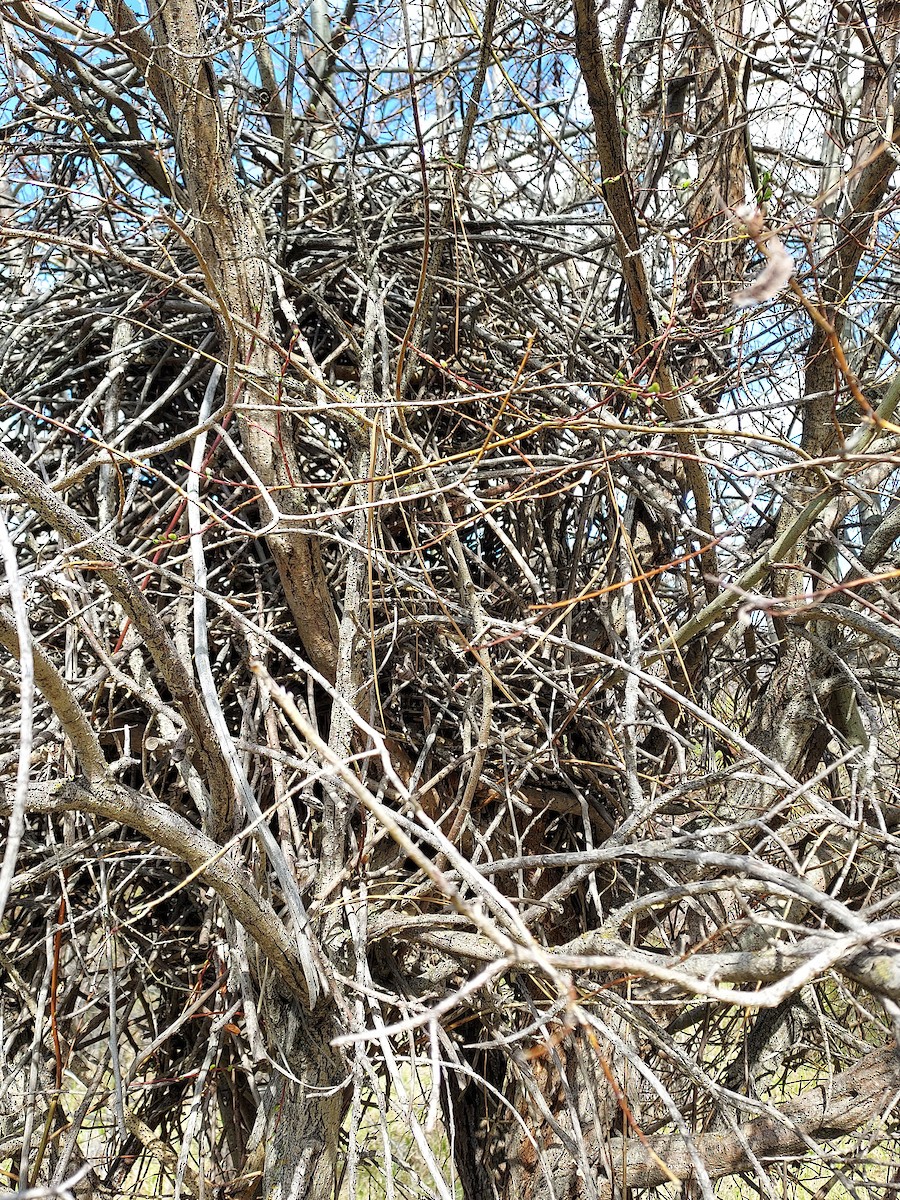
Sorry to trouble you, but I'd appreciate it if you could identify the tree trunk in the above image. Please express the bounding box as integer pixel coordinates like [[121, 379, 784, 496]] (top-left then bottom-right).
[[684, 0, 747, 315], [260, 999, 349, 1200], [99, 0, 339, 683]]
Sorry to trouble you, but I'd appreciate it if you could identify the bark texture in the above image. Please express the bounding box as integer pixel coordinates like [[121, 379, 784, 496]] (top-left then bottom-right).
[[99, 0, 339, 683]]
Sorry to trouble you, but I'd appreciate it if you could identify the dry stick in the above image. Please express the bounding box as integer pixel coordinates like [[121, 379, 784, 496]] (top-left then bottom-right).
[[251, 661, 575, 1002], [393, 0, 501, 402], [100, 0, 341, 682], [316, 186, 380, 917], [0, 216, 358, 422], [0, 608, 107, 782], [405, 914, 900, 1007], [0, 512, 35, 924], [386, 0, 498, 853], [601, 1046, 900, 1195], [187, 380, 325, 1006], [0, 443, 236, 822], [730, 205, 880, 425], [571, 0, 719, 599], [645, 364, 900, 660], [5, 777, 315, 1002]]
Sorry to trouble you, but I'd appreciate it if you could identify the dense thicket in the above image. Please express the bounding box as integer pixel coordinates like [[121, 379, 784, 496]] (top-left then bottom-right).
[[2, 0, 900, 1197]]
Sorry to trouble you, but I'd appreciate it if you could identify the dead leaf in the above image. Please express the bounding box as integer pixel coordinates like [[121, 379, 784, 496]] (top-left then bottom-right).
[[732, 204, 795, 307]]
